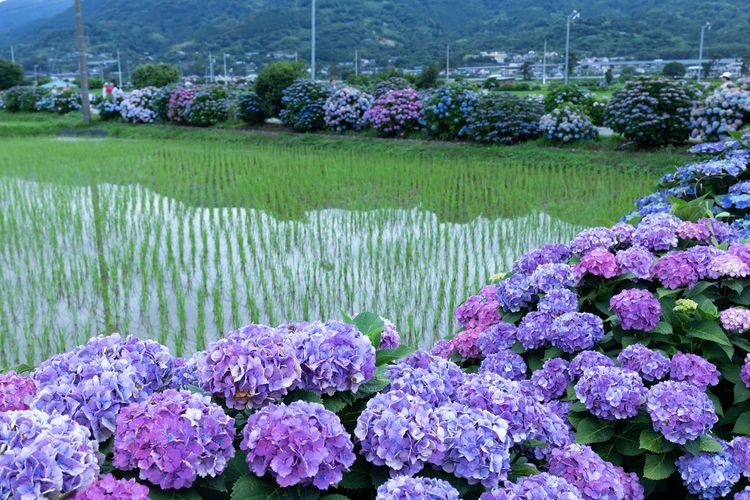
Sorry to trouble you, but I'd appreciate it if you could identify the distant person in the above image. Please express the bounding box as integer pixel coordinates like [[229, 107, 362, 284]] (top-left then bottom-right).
[[721, 72, 733, 89], [329, 78, 337, 89], [104, 82, 114, 97]]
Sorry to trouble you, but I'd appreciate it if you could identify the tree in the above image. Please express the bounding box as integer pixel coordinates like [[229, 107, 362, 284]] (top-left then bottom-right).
[[416, 63, 439, 89], [521, 61, 533, 81], [662, 61, 686, 79], [132, 63, 179, 88], [566, 52, 579, 78], [619, 65, 638, 81], [741, 56, 750, 77], [254, 60, 306, 117], [604, 68, 613, 85], [0, 59, 24, 90], [701, 55, 719, 80]]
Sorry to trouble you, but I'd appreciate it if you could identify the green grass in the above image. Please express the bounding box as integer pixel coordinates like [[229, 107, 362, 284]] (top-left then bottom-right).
[[0, 111, 689, 367]]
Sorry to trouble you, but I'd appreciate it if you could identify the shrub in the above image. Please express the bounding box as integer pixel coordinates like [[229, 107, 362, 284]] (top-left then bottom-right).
[[236, 91, 265, 125], [463, 93, 544, 144], [588, 98, 608, 126], [183, 87, 229, 127], [44, 89, 82, 114], [422, 83, 478, 140], [539, 105, 598, 143], [131, 63, 180, 89], [254, 61, 306, 118], [166, 88, 196, 123], [279, 79, 332, 132], [98, 91, 124, 121], [3, 86, 47, 112], [372, 76, 409, 98], [362, 87, 423, 137], [544, 84, 594, 112], [605, 77, 694, 147], [151, 84, 180, 121], [119, 87, 159, 123], [690, 87, 750, 141], [323, 86, 372, 132], [0, 59, 24, 90]]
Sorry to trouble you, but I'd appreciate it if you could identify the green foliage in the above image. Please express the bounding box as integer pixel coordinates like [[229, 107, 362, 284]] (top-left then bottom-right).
[[279, 79, 332, 132], [3, 86, 46, 112], [543, 84, 594, 113], [132, 63, 180, 89], [662, 62, 686, 79], [236, 91, 265, 125], [415, 63, 440, 89], [0, 59, 24, 91], [254, 61, 307, 118]]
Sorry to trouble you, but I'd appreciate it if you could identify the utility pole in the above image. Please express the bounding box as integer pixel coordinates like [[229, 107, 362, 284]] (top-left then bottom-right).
[[116, 49, 122, 87], [542, 39, 547, 85], [311, 0, 316, 80], [223, 53, 229, 84], [10, 45, 14, 63], [34, 65, 38, 86], [74, 0, 91, 124], [446, 45, 450, 84], [208, 51, 214, 83], [564, 10, 580, 84], [698, 22, 711, 82], [355, 49, 358, 78]]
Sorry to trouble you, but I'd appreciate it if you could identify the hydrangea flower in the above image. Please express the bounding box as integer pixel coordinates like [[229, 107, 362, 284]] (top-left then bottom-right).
[[529, 358, 571, 402], [540, 105, 598, 143], [676, 447, 741, 499], [463, 93, 544, 144], [575, 366, 646, 420], [287, 321, 376, 395], [577, 248, 618, 278], [736, 486, 750, 500], [431, 339, 455, 358], [676, 221, 711, 241], [618, 344, 670, 381], [517, 311, 554, 350], [379, 317, 401, 350], [569, 227, 617, 256], [113, 389, 235, 490], [355, 390, 441, 475], [375, 476, 460, 500], [199, 324, 301, 409], [513, 243, 571, 274], [529, 263, 577, 293], [280, 79, 332, 131], [568, 350, 616, 379], [609, 288, 661, 331], [454, 284, 502, 330], [615, 246, 655, 280], [429, 402, 511, 487], [612, 223, 634, 246], [482, 473, 582, 499], [363, 87, 423, 136], [654, 251, 701, 289], [423, 83, 478, 139], [708, 253, 750, 278], [632, 213, 680, 251], [729, 436, 750, 478], [119, 87, 158, 123], [0, 410, 100, 498], [241, 401, 354, 489], [479, 349, 527, 380], [450, 327, 482, 359], [495, 274, 536, 312], [669, 352, 720, 390], [729, 243, 750, 266], [0, 371, 36, 411], [723, 308, 750, 333], [73, 474, 149, 499], [538, 289, 578, 316], [646, 381, 718, 444], [386, 351, 465, 406], [549, 312, 604, 353], [324, 86, 372, 131], [477, 322, 518, 355], [742, 354, 750, 388]]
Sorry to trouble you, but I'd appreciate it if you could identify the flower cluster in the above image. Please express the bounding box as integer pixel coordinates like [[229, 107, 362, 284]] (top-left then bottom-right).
[[568, 350, 615, 379], [676, 446, 741, 499], [669, 352, 719, 390], [375, 476, 460, 499], [363, 87, 423, 136], [618, 343, 669, 381], [167, 87, 196, 123], [479, 349, 527, 380], [609, 288, 661, 331], [74, 474, 149, 499], [323, 86, 372, 131], [119, 87, 159, 123], [463, 93, 544, 144], [236, 91, 265, 125], [3, 85, 47, 112], [484, 473, 582, 499], [0, 370, 36, 411], [184, 87, 229, 127], [529, 358, 571, 402], [720, 307, 750, 332], [423, 84, 478, 139], [280, 79, 332, 131], [539, 105, 598, 143], [690, 87, 750, 140], [549, 312, 604, 353], [646, 381, 718, 443], [454, 284, 502, 330], [113, 389, 235, 489], [574, 366, 646, 420], [386, 351, 465, 405], [241, 401, 355, 489]]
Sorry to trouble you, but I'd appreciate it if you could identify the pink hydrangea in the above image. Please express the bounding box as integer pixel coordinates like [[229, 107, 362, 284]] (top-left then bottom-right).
[[577, 248, 618, 278]]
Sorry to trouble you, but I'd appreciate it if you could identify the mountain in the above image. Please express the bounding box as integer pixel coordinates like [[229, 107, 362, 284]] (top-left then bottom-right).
[[0, 0, 70, 33], [1, 0, 748, 73]]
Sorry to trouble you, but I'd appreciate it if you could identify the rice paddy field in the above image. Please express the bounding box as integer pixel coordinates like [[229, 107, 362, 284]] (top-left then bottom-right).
[[0, 121, 688, 369]]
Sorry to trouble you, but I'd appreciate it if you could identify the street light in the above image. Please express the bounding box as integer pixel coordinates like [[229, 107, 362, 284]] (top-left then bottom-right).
[[698, 22, 711, 82], [311, 0, 316, 80], [564, 10, 580, 85], [223, 53, 229, 85]]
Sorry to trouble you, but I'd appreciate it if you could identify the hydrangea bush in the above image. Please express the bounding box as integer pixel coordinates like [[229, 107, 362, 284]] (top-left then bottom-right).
[[183, 87, 230, 127], [605, 77, 695, 147], [119, 87, 159, 123], [691, 87, 750, 141], [539, 105, 598, 143], [463, 93, 544, 144], [280, 79, 332, 132], [323, 86, 372, 132], [3, 86, 48, 112], [363, 87, 423, 137], [422, 83, 478, 140], [166, 87, 196, 123], [236, 91, 265, 125]]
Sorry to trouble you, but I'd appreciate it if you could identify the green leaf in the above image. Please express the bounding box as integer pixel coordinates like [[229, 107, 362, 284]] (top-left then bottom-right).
[[354, 312, 385, 336], [735, 383, 750, 405], [642, 453, 676, 481], [230, 473, 316, 500], [509, 462, 540, 478], [197, 474, 227, 492], [685, 281, 715, 298], [339, 459, 373, 489], [639, 429, 675, 454], [615, 435, 641, 456], [352, 372, 389, 401], [688, 319, 733, 347], [150, 488, 203, 500], [284, 390, 324, 405], [522, 439, 549, 449], [708, 392, 724, 417], [733, 337, 750, 352], [320, 496, 349, 500], [683, 438, 701, 456], [651, 321, 673, 335], [698, 298, 719, 319], [575, 417, 614, 444], [376, 344, 415, 366], [657, 288, 683, 299], [699, 435, 725, 453], [734, 412, 750, 435], [724, 280, 745, 295], [321, 392, 355, 414]]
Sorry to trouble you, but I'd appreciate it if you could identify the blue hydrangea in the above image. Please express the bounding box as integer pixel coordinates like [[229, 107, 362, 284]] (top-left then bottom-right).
[[386, 351, 465, 406], [676, 446, 741, 499], [479, 349, 527, 380], [549, 312, 604, 353]]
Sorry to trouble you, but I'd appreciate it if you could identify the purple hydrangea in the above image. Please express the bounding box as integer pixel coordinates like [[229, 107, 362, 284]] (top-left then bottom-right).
[[0, 410, 99, 498], [529, 358, 571, 402], [701, 217, 739, 244], [482, 473, 582, 499], [574, 366, 646, 420], [380, 318, 401, 350], [386, 351, 465, 406], [0, 371, 36, 411], [729, 436, 750, 478], [615, 246, 655, 280], [517, 311, 554, 350], [479, 349, 527, 380], [31, 334, 175, 442], [431, 339, 455, 358], [241, 401, 354, 489], [454, 285, 502, 330], [74, 474, 149, 499], [375, 476, 460, 500], [577, 248, 619, 278], [632, 213, 681, 251], [356, 390, 441, 475], [669, 352, 720, 390], [199, 324, 301, 409], [736, 486, 750, 500], [687, 245, 725, 280], [729, 243, 750, 266], [287, 321, 376, 395], [609, 288, 661, 331], [654, 251, 702, 289], [549, 312, 604, 353], [708, 253, 750, 278], [477, 322, 518, 355], [742, 354, 750, 388], [568, 350, 616, 379], [113, 389, 235, 490], [538, 289, 578, 316], [450, 327, 482, 359], [569, 227, 617, 255], [513, 244, 572, 274], [429, 402, 511, 487], [547, 444, 644, 499], [618, 344, 670, 381], [721, 307, 750, 333], [496, 274, 536, 312], [676, 447, 741, 499], [612, 223, 635, 246], [646, 381, 718, 444], [529, 263, 577, 293], [676, 221, 712, 241]]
